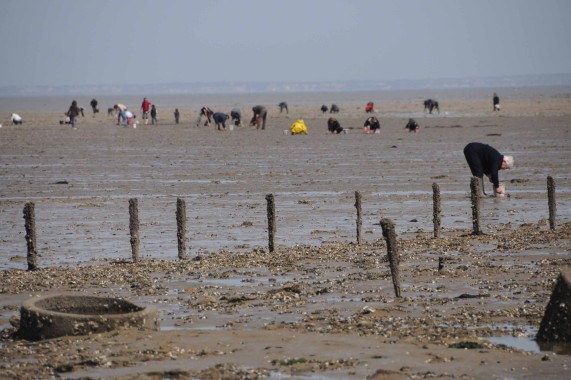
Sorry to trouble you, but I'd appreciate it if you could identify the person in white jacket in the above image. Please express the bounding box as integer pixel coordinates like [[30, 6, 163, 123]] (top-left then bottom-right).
[[11, 113, 23, 125]]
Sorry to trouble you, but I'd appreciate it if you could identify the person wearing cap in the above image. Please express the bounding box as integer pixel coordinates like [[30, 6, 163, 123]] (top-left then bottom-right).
[[463, 142, 513, 196]]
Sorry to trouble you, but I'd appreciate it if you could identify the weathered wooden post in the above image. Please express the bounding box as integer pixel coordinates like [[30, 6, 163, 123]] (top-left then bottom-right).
[[355, 191, 362, 245], [432, 183, 441, 238], [176, 197, 187, 260], [266, 194, 276, 253], [547, 176, 556, 231], [23, 202, 38, 271], [129, 198, 140, 263], [470, 177, 483, 235], [380, 218, 401, 298]]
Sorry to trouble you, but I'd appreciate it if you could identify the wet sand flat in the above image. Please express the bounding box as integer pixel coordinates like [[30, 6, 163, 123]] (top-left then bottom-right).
[[1, 92, 571, 379]]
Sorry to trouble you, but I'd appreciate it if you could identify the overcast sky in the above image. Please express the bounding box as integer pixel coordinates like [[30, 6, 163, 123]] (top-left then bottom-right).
[[1, 0, 570, 87]]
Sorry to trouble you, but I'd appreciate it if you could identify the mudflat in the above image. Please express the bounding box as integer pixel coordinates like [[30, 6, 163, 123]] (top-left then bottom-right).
[[1, 92, 571, 379]]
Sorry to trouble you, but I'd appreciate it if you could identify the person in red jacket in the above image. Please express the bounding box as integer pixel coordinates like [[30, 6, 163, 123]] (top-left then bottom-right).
[[141, 97, 151, 125]]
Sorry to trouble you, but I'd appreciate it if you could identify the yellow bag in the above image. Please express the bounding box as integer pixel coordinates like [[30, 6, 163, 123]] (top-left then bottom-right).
[[290, 119, 308, 135]]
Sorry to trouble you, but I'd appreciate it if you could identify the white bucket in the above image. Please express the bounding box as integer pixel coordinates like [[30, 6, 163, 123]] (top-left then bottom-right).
[[343, 129, 348, 134], [229, 125, 234, 131], [283, 130, 289, 135]]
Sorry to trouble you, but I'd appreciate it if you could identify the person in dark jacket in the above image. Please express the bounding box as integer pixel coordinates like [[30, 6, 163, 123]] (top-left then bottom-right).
[[424, 99, 439, 114], [493, 93, 500, 111], [90, 98, 99, 116], [67, 100, 81, 128], [250, 105, 268, 130], [405, 118, 419, 132], [230, 108, 241, 126], [278, 102, 288, 114], [213, 112, 229, 130], [364, 116, 381, 134], [329, 104, 339, 113], [327, 117, 343, 134], [174, 109, 180, 124], [150, 104, 158, 125], [463, 142, 513, 196], [320, 104, 328, 114]]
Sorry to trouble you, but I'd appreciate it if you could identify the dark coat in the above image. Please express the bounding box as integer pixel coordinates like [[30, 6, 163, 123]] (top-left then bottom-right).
[[463, 142, 504, 188]]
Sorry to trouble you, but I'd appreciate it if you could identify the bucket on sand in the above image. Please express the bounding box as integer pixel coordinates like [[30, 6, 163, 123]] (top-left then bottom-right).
[[229, 125, 234, 131], [283, 130, 289, 135]]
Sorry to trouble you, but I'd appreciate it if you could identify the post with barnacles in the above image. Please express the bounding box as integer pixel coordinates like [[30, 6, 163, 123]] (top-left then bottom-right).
[[432, 183, 441, 238], [547, 176, 556, 231], [355, 191, 362, 245], [266, 194, 276, 253], [129, 198, 140, 263], [380, 218, 401, 298], [23, 202, 38, 271], [470, 177, 483, 235], [176, 197, 187, 260]]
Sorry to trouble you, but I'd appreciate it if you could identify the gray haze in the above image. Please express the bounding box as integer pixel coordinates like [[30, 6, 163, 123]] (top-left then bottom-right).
[[1, 0, 570, 87]]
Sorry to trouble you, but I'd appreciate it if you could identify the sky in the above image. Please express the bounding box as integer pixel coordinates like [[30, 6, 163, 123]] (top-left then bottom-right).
[[1, 0, 570, 87]]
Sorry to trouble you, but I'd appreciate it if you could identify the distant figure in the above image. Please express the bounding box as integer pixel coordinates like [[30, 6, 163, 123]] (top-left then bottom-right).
[[405, 118, 419, 133], [90, 98, 99, 116], [10, 113, 23, 125], [141, 97, 151, 124], [327, 117, 343, 134], [493, 93, 500, 111], [330, 104, 339, 113], [174, 109, 180, 124], [213, 112, 229, 130], [320, 105, 328, 114], [196, 105, 213, 126], [79, 107, 85, 117], [364, 116, 381, 134], [67, 100, 81, 128], [463, 142, 513, 196], [365, 102, 375, 113], [278, 102, 288, 114], [424, 99, 439, 114], [230, 108, 241, 126], [290, 119, 308, 135], [150, 104, 158, 125], [113, 104, 128, 125], [250, 105, 268, 130], [107, 107, 115, 116]]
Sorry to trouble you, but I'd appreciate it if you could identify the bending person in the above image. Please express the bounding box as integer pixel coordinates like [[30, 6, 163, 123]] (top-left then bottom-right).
[[250, 105, 268, 130], [463, 142, 513, 196]]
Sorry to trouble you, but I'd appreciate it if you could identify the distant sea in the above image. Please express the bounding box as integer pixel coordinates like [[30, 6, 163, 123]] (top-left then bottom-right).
[[1, 74, 571, 113]]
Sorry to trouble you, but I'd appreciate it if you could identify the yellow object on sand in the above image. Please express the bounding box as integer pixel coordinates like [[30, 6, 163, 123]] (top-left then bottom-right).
[[290, 119, 308, 135]]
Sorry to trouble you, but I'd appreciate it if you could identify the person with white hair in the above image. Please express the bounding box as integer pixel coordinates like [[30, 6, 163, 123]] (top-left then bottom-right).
[[11, 113, 23, 125], [463, 142, 514, 196]]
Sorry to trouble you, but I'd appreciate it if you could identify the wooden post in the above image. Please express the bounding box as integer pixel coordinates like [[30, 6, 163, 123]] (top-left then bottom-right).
[[176, 198, 187, 260], [380, 218, 401, 298], [547, 176, 556, 231], [266, 194, 276, 253], [23, 202, 38, 271], [129, 198, 140, 263], [470, 177, 483, 235], [355, 191, 362, 245], [432, 183, 441, 238]]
